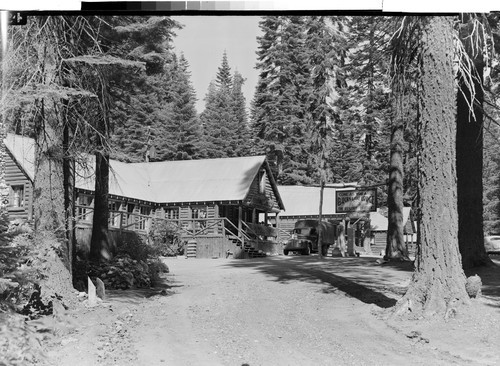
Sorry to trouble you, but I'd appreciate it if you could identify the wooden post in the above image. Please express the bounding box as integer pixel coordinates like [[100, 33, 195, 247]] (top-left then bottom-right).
[[275, 213, 280, 241], [318, 180, 325, 259], [238, 206, 243, 239]]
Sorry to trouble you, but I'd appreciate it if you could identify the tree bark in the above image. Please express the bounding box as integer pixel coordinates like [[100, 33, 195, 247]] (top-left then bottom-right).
[[394, 17, 469, 318], [33, 102, 66, 240], [317, 180, 324, 259], [63, 122, 76, 275], [456, 15, 491, 269], [385, 119, 408, 260], [89, 151, 111, 262]]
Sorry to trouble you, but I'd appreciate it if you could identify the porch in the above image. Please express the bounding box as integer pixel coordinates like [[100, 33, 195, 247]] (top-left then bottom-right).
[[75, 208, 280, 258]]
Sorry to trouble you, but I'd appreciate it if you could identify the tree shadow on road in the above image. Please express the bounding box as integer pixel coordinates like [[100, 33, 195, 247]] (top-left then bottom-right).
[[105, 275, 183, 305], [224, 256, 414, 309]]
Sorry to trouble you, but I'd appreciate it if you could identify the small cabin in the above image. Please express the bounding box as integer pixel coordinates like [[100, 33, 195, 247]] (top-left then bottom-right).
[[276, 185, 415, 256], [4, 134, 285, 258], [275, 185, 357, 241], [369, 207, 416, 255], [3, 134, 35, 221]]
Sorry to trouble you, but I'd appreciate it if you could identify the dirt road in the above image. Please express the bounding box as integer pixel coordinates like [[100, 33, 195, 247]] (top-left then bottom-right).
[[47, 255, 500, 366]]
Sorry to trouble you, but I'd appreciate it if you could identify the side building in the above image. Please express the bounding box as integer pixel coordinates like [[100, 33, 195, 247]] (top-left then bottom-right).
[[276, 185, 414, 256], [4, 134, 285, 258]]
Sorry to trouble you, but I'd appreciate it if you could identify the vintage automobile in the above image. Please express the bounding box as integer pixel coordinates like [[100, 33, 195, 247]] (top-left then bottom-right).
[[484, 235, 500, 254], [283, 219, 337, 256]]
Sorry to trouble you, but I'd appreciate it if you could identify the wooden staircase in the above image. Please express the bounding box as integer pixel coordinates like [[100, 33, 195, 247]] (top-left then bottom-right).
[[229, 235, 266, 258], [185, 240, 197, 258]]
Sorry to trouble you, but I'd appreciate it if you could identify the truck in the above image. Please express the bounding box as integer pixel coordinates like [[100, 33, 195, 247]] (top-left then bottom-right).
[[283, 219, 337, 256]]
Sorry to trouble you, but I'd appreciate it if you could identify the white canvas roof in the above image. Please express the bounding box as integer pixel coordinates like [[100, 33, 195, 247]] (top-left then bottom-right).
[[5, 134, 284, 208], [278, 185, 355, 216], [369, 207, 412, 231]]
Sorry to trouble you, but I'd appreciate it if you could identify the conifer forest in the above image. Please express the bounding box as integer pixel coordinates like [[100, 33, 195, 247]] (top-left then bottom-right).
[[1, 14, 500, 365]]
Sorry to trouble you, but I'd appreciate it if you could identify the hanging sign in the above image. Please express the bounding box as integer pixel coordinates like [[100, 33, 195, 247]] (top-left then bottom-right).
[[335, 189, 377, 213]]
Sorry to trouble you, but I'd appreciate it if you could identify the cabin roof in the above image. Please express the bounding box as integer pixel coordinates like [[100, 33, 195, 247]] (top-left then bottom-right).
[[278, 185, 412, 232], [369, 208, 412, 232], [78, 155, 278, 205], [277, 185, 353, 217], [5, 134, 284, 209], [4, 134, 35, 181]]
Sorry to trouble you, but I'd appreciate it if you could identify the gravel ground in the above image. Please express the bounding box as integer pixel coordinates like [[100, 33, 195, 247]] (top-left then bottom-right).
[[45, 255, 500, 366]]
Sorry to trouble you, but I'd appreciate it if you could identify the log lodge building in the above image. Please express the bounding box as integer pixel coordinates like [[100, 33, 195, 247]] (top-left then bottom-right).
[[4, 134, 284, 258], [4, 133, 413, 258]]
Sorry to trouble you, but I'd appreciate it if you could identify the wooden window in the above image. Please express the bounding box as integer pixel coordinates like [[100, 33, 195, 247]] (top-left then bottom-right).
[[191, 207, 200, 219], [125, 203, 135, 228], [191, 206, 207, 230], [138, 206, 151, 231], [165, 207, 179, 220], [9, 185, 24, 208], [77, 195, 93, 221], [108, 201, 121, 228]]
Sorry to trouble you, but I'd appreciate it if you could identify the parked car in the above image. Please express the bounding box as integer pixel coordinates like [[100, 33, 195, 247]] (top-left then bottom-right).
[[484, 235, 500, 254], [283, 220, 336, 256]]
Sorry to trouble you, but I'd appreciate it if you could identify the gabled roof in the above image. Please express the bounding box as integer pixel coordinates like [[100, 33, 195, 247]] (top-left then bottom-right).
[[278, 185, 354, 217], [77, 154, 279, 205], [4, 134, 35, 181], [5, 133, 284, 209], [369, 208, 412, 232]]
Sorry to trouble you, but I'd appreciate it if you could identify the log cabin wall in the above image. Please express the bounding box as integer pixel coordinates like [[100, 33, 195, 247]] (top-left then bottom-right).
[[277, 217, 296, 241], [5, 150, 33, 221], [245, 167, 280, 213]]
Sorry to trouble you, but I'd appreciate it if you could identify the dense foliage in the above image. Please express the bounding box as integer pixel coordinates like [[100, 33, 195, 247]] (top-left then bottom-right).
[[199, 51, 252, 158], [250, 16, 399, 204]]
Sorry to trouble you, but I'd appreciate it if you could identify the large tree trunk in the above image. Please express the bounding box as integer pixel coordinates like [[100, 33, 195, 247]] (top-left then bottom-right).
[[456, 16, 491, 269], [33, 102, 66, 240], [63, 122, 76, 275], [89, 151, 111, 262], [385, 119, 408, 260], [395, 17, 469, 318]]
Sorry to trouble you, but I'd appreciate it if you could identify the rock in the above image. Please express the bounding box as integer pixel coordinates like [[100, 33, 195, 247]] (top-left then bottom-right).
[[406, 330, 422, 339], [88, 277, 97, 307], [61, 337, 77, 346], [96, 278, 106, 300], [0, 278, 19, 295], [52, 299, 66, 316], [465, 275, 482, 298]]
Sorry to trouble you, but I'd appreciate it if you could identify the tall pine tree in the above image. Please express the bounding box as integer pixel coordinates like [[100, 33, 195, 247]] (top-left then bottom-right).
[[109, 16, 181, 162], [154, 53, 201, 160], [200, 52, 250, 158], [251, 16, 313, 185]]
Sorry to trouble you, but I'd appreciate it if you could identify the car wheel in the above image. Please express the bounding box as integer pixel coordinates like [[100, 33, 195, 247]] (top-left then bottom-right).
[[321, 245, 328, 256], [303, 246, 310, 255], [284, 250, 289, 256]]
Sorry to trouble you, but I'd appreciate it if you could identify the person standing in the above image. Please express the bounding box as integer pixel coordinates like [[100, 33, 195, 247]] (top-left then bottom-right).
[[337, 223, 347, 257]]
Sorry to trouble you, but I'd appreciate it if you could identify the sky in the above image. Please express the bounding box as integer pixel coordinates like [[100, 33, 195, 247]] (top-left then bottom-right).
[[171, 16, 262, 114]]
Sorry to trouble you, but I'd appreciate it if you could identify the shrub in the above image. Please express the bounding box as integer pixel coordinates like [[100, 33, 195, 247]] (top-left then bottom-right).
[[83, 253, 148, 289], [74, 228, 172, 291], [148, 219, 184, 257], [82, 253, 169, 290], [117, 235, 157, 262], [147, 258, 169, 287], [0, 312, 46, 365], [0, 233, 40, 314]]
